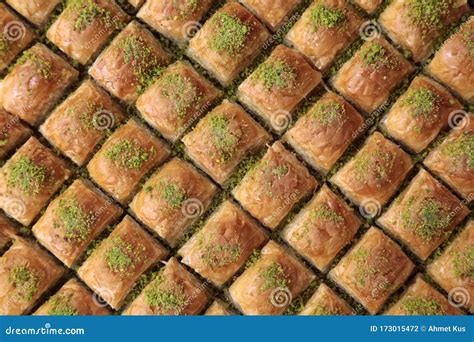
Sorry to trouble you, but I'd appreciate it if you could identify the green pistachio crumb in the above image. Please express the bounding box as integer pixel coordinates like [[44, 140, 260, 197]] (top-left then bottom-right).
[[442, 132, 474, 169], [8, 156, 46, 195], [157, 181, 186, 209], [406, 0, 453, 33], [105, 139, 153, 170], [47, 293, 78, 315], [310, 4, 345, 29], [451, 246, 474, 279], [68, 0, 123, 32], [311, 101, 345, 125], [310, 204, 344, 224], [104, 237, 138, 274], [144, 274, 187, 312], [401, 296, 442, 315], [0, 36, 9, 54], [200, 239, 242, 268], [271, 165, 289, 177], [260, 262, 289, 292], [0, 138, 8, 147], [354, 149, 393, 182], [462, 28, 474, 59], [9, 265, 38, 301], [210, 13, 249, 55], [16, 51, 53, 80], [312, 303, 341, 316], [207, 114, 240, 163], [402, 87, 439, 118], [56, 198, 94, 241], [252, 59, 296, 91], [160, 72, 200, 118]]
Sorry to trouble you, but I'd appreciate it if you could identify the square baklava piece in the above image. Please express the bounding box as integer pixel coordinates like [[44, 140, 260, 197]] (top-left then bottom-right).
[[87, 119, 169, 204], [0, 238, 64, 315], [329, 227, 415, 314], [32, 179, 122, 267], [6, 0, 60, 26], [428, 220, 473, 313], [377, 169, 469, 260], [233, 141, 318, 229], [240, 0, 301, 31], [138, 0, 215, 44], [0, 109, 30, 160], [282, 184, 361, 272], [182, 100, 270, 184], [285, 0, 363, 71], [47, 0, 129, 65], [40, 80, 126, 166], [205, 299, 233, 315], [229, 241, 314, 315], [34, 278, 110, 315], [284, 91, 364, 173], [78, 215, 168, 310], [385, 275, 463, 315], [424, 114, 473, 202], [130, 158, 217, 247], [187, 2, 270, 86], [299, 283, 353, 316], [237, 44, 321, 133], [123, 257, 211, 315], [136, 61, 222, 142], [380, 75, 463, 153], [179, 201, 267, 287], [89, 20, 172, 103], [331, 132, 413, 207], [332, 37, 413, 114], [1, 44, 79, 126], [0, 137, 71, 225]]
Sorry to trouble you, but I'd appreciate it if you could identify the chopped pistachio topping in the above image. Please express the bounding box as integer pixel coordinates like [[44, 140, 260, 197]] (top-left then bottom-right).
[[353, 248, 377, 288], [402, 87, 439, 118], [310, 204, 344, 224], [47, 293, 78, 316], [0, 138, 8, 147], [104, 236, 139, 274], [68, 0, 122, 32], [16, 51, 53, 80], [210, 13, 249, 55], [105, 139, 153, 169], [360, 43, 397, 70], [207, 114, 240, 163], [310, 4, 345, 29], [312, 303, 341, 316], [401, 296, 442, 315], [452, 246, 474, 279], [311, 101, 345, 125], [157, 181, 186, 209], [8, 156, 46, 195], [199, 238, 242, 268], [442, 132, 474, 169], [463, 28, 474, 59], [56, 198, 94, 241], [144, 274, 187, 312], [354, 149, 393, 182], [160, 72, 200, 118], [260, 262, 289, 292], [9, 265, 38, 301], [252, 59, 296, 91], [406, 0, 453, 33], [271, 165, 289, 177], [0, 36, 9, 54]]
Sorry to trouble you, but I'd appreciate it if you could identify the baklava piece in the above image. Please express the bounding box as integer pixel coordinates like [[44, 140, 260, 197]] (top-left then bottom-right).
[[35, 278, 110, 315], [136, 61, 222, 142], [47, 0, 129, 65], [89, 20, 172, 103], [182, 100, 270, 184], [284, 91, 364, 173], [351, 0, 383, 14], [179, 201, 267, 287], [331, 132, 413, 207], [424, 115, 474, 201], [329, 227, 415, 314], [78, 215, 168, 310], [285, 0, 363, 71], [237, 44, 321, 133], [1, 44, 79, 126], [87, 119, 169, 204], [282, 185, 361, 272], [377, 169, 469, 260], [0, 238, 64, 315], [0, 137, 71, 225], [187, 2, 270, 86], [0, 214, 16, 251], [32, 179, 122, 267], [229, 241, 314, 315], [127, 0, 145, 9], [205, 299, 234, 315], [385, 275, 463, 315], [428, 220, 473, 313], [0, 3, 34, 72], [6, 0, 60, 26], [426, 17, 474, 103], [130, 158, 217, 247], [40, 80, 126, 166], [332, 38, 414, 114], [138, 0, 215, 43], [0, 109, 31, 160], [299, 283, 353, 315], [240, 0, 301, 31], [123, 257, 211, 315], [380, 75, 463, 153]]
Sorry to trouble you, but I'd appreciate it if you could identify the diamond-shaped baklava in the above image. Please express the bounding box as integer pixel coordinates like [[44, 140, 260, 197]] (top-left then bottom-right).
[[6, 0, 60, 26], [240, 0, 301, 31], [299, 283, 353, 315], [205, 299, 233, 315], [0, 109, 30, 160]]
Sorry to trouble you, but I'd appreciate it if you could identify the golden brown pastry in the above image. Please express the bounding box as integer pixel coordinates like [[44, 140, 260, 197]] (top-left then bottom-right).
[[282, 184, 361, 272], [34, 278, 110, 315], [385, 275, 463, 315], [228, 240, 314, 315], [377, 169, 469, 260], [187, 2, 270, 86], [0, 214, 16, 251], [284, 91, 364, 173], [299, 283, 353, 315], [332, 37, 414, 113], [240, 0, 301, 31], [286, 0, 364, 71], [428, 220, 473, 313], [123, 257, 211, 315], [40, 80, 126, 166], [182, 100, 270, 184], [204, 299, 234, 315], [352, 0, 383, 14], [331, 132, 413, 207], [0, 137, 71, 226], [136, 61, 223, 142], [89, 20, 172, 103], [6, 0, 60, 26], [87, 119, 170, 204], [0, 238, 64, 315], [32, 179, 122, 267], [237, 44, 321, 133], [329, 227, 415, 314], [78, 215, 168, 310], [179, 201, 267, 287], [130, 158, 217, 247], [47, 0, 129, 65], [233, 141, 318, 229], [0, 109, 30, 160], [1, 43, 79, 126], [381, 75, 463, 153]]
